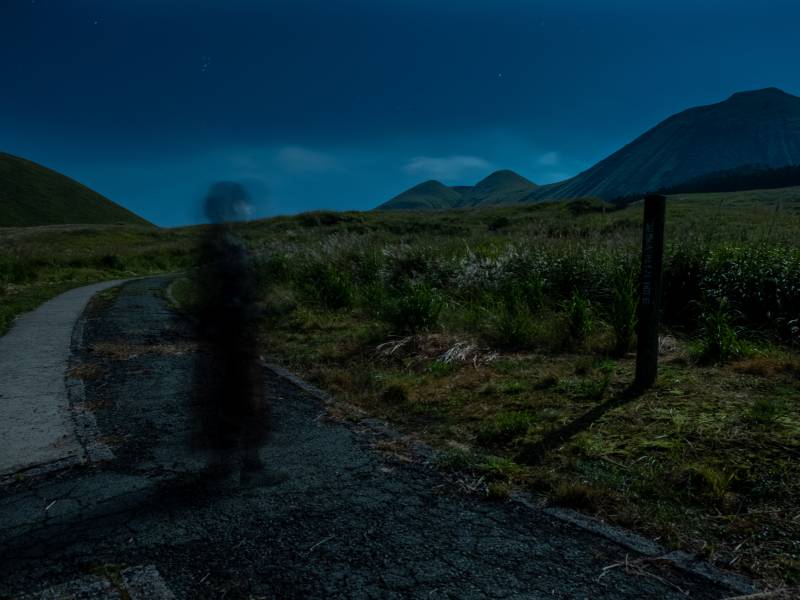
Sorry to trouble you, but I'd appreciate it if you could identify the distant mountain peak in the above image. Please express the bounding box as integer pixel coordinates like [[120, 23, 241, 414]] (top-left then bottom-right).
[[379, 87, 800, 210], [525, 87, 800, 201], [475, 169, 537, 186], [727, 87, 795, 101], [377, 169, 538, 210], [376, 178, 463, 210]]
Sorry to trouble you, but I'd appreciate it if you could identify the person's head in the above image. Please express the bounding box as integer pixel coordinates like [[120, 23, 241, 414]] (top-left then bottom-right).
[[204, 181, 252, 224]]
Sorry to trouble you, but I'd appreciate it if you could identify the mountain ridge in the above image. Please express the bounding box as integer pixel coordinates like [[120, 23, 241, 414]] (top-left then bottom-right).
[[377, 169, 537, 210], [379, 87, 800, 209]]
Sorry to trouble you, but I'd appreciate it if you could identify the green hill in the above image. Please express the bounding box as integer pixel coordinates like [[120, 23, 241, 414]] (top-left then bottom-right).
[[377, 170, 537, 210], [456, 170, 537, 207], [377, 179, 463, 210], [0, 152, 152, 227]]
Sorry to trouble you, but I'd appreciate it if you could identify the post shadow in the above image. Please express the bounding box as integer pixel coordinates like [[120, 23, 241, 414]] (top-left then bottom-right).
[[517, 194, 666, 466]]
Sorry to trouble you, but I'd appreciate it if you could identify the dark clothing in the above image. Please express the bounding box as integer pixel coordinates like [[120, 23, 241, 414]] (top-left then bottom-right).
[[193, 225, 267, 452]]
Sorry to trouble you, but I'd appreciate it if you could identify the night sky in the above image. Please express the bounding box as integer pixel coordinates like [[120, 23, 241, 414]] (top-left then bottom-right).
[[3, 0, 800, 226]]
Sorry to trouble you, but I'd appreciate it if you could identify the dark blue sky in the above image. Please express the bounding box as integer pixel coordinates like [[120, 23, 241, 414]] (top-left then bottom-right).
[[3, 0, 800, 226]]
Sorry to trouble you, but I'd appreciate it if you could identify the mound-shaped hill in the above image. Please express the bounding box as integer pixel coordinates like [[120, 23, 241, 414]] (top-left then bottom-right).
[[377, 170, 537, 210], [378, 179, 464, 210], [456, 170, 538, 207], [0, 152, 152, 227], [528, 87, 800, 201]]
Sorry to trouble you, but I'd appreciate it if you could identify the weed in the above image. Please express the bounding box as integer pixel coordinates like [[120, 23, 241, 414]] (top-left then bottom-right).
[[696, 297, 747, 363], [479, 455, 525, 481], [436, 447, 482, 471], [486, 481, 511, 500], [550, 481, 607, 509], [607, 267, 638, 356], [684, 464, 736, 504], [565, 290, 593, 345], [299, 262, 354, 310], [428, 360, 457, 377], [747, 396, 788, 426], [476, 411, 536, 446]]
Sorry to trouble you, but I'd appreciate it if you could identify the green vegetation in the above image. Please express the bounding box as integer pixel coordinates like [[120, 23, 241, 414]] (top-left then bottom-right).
[[3, 187, 800, 586], [237, 192, 798, 586], [0, 224, 192, 333], [0, 153, 152, 227]]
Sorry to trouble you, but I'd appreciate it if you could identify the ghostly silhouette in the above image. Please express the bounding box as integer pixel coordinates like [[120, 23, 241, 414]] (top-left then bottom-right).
[[193, 182, 285, 486]]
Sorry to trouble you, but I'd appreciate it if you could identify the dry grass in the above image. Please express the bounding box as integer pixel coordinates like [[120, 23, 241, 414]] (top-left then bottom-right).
[[263, 305, 800, 587]]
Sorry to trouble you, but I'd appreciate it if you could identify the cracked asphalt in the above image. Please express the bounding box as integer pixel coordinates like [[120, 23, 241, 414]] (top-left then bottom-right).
[[0, 277, 738, 599]]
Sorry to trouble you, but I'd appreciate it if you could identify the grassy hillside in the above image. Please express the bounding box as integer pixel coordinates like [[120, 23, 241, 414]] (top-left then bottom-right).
[[377, 179, 463, 210], [0, 152, 152, 227]]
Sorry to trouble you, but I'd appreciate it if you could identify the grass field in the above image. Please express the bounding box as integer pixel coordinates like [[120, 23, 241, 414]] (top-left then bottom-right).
[[0, 223, 193, 333], [3, 187, 800, 586]]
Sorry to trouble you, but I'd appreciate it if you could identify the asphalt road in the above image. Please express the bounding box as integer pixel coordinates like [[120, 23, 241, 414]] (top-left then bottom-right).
[[0, 277, 744, 599]]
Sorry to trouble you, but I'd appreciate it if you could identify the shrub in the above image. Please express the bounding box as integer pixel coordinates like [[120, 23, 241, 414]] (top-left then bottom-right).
[[702, 246, 800, 330], [380, 384, 408, 404], [0, 258, 37, 284], [488, 216, 511, 231], [565, 198, 614, 216], [97, 254, 125, 270], [298, 262, 354, 310], [380, 283, 443, 333], [489, 301, 538, 349]]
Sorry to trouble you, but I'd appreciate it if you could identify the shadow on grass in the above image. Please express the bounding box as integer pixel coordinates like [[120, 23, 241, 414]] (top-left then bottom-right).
[[516, 383, 645, 466]]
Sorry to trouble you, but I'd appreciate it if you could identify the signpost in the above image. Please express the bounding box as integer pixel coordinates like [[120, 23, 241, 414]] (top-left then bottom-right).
[[634, 194, 666, 390]]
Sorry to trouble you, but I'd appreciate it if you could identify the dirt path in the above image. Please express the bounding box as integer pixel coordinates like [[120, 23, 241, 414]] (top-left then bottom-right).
[[0, 277, 748, 598]]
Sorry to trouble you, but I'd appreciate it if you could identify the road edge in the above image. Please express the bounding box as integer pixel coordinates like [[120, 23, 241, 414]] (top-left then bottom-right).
[[262, 360, 760, 597]]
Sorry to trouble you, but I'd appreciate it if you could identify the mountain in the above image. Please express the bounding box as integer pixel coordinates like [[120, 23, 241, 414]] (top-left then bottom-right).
[[380, 88, 800, 210], [528, 87, 800, 201], [378, 179, 464, 210], [659, 163, 800, 195], [377, 170, 537, 210], [456, 170, 538, 207], [0, 152, 152, 227]]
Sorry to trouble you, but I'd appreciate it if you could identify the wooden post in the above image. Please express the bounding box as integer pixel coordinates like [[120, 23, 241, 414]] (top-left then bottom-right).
[[634, 194, 666, 390]]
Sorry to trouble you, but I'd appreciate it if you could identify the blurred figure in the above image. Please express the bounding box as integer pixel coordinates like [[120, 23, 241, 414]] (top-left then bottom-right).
[[193, 182, 286, 487]]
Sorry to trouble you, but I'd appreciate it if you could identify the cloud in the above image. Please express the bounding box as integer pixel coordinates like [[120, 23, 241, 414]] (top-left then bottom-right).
[[403, 155, 492, 181], [277, 146, 341, 173], [537, 151, 560, 166]]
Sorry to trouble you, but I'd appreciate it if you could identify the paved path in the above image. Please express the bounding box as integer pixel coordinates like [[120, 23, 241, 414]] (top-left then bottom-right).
[[0, 277, 749, 598], [0, 279, 128, 477]]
